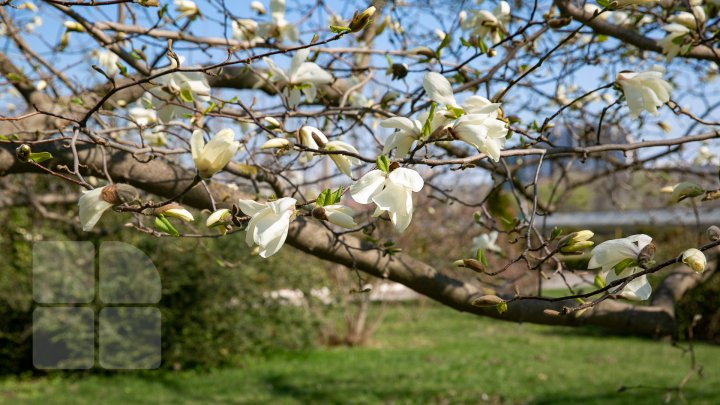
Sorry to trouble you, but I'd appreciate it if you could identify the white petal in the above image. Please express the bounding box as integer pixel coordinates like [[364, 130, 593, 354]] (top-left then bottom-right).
[[423, 72, 456, 106], [238, 199, 267, 216], [388, 168, 424, 192], [349, 170, 387, 204]]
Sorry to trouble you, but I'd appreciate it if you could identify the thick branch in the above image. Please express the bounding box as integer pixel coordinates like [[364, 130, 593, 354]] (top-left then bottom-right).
[[555, 0, 720, 62], [0, 141, 678, 336]]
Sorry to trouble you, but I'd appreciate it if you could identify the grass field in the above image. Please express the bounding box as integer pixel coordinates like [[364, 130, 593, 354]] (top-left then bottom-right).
[[2, 302, 719, 404]]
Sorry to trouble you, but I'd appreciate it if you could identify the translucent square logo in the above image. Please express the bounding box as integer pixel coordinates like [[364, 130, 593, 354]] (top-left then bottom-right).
[[32, 241, 162, 370]]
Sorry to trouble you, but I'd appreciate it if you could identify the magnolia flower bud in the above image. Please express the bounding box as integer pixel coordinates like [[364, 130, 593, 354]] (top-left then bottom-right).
[[682, 248, 706, 273], [207, 208, 231, 227], [349, 6, 376, 32], [263, 116, 282, 130], [250, 0, 266, 14], [559, 230, 594, 253], [671, 182, 705, 203], [15, 144, 31, 162], [63, 21, 85, 32], [707, 225, 720, 242], [101, 184, 140, 205], [155, 203, 194, 222], [261, 138, 291, 149], [453, 259, 485, 273], [472, 295, 505, 306]]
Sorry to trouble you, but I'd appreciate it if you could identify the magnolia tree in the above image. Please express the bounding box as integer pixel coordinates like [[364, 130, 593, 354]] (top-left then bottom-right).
[[1, 0, 719, 337]]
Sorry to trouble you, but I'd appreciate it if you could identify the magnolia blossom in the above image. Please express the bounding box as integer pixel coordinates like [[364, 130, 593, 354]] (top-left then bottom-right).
[[350, 167, 424, 232], [669, 11, 704, 29], [423, 72, 459, 108], [239, 197, 297, 258], [207, 208, 231, 228], [658, 24, 692, 60], [616, 68, 672, 118], [261, 138, 291, 149], [250, 1, 266, 14], [298, 125, 327, 163], [313, 204, 357, 229], [156, 203, 194, 222], [96, 50, 119, 76], [325, 140, 360, 178], [613, 0, 658, 7], [78, 187, 115, 231], [682, 248, 706, 273], [380, 117, 423, 158], [232, 19, 263, 47], [449, 107, 508, 162], [297, 126, 358, 177], [128, 106, 157, 126], [473, 231, 502, 253], [264, 49, 333, 108], [148, 71, 211, 122], [461, 1, 510, 44], [588, 234, 653, 301], [174, 0, 198, 18], [258, 0, 299, 43], [191, 129, 240, 178]]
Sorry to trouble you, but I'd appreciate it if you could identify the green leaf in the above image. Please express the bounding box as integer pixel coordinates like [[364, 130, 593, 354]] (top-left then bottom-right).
[[70, 97, 84, 106], [477, 38, 488, 54], [331, 186, 343, 205], [203, 102, 217, 116], [597, 0, 610, 7], [155, 214, 179, 237], [179, 87, 194, 103], [594, 274, 606, 289], [376, 155, 390, 173], [446, 105, 465, 119], [550, 227, 563, 240], [473, 211, 482, 224], [28, 151, 53, 164], [476, 248, 488, 266], [613, 258, 637, 276], [316, 189, 331, 206], [422, 102, 437, 138], [330, 25, 352, 33], [496, 301, 508, 315], [116, 63, 128, 77]]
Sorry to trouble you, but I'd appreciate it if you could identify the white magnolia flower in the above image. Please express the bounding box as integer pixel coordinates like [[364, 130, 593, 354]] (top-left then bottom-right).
[[449, 111, 508, 162], [35, 80, 47, 91], [238, 197, 297, 258], [63, 21, 85, 32], [148, 71, 211, 122], [207, 208, 231, 227], [96, 50, 119, 76], [191, 129, 240, 178], [350, 167, 424, 232], [156, 203, 194, 222], [128, 106, 157, 126], [314, 204, 357, 228], [658, 23, 692, 60], [264, 49, 333, 108], [232, 19, 263, 47], [461, 1, 510, 44], [616, 68, 672, 118], [261, 137, 291, 149], [669, 11, 703, 29], [258, 0, 299, 43], [380, 117, 423, 158], [78, 187, 115, 231], [588, 234, 653, 301], [174, 0, 198, 18], [325, 141, 360, 178], [423, 72, 459, 108], [298, 125, 328, 163], [473, 231, 502, 253], [682, 248, 706, 273], [583, 4, 609, 20], [250, 1, 266, 14]]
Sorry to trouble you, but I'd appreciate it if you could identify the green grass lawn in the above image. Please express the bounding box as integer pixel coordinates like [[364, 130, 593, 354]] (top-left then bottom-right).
[[2, 302, 719, 404]]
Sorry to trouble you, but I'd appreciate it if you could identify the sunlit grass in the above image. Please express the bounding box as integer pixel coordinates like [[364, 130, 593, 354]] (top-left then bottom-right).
[[1, 302, 719, 404]]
